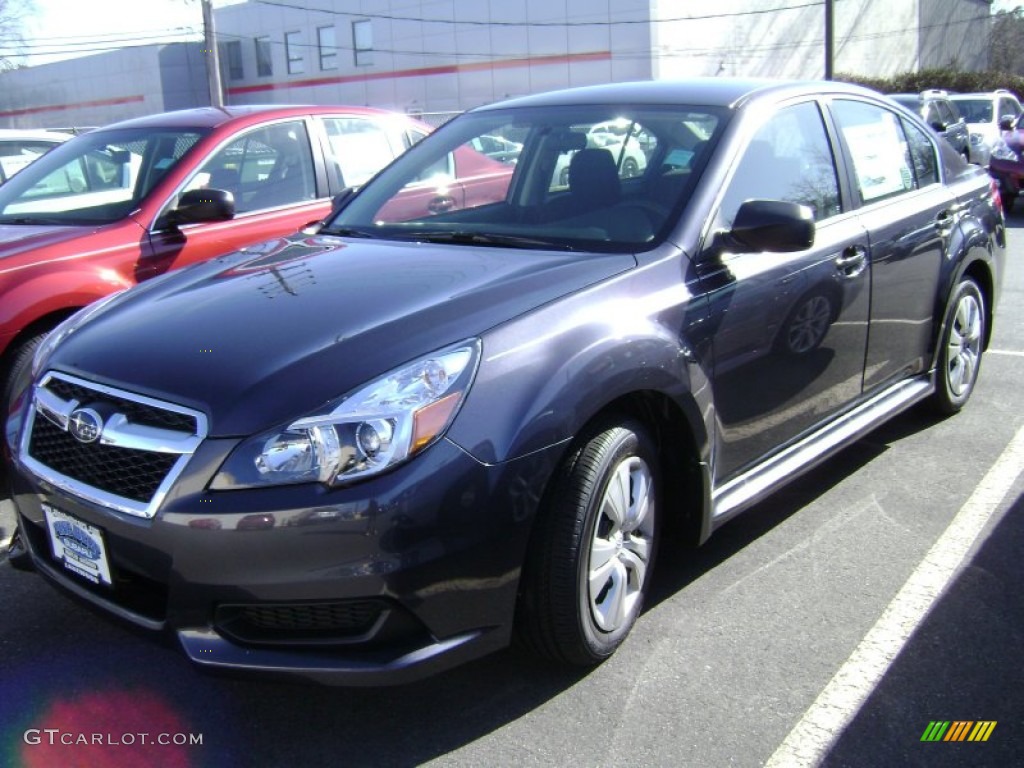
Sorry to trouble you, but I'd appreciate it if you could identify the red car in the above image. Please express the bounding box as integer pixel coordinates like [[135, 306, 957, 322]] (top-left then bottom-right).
[[0, 105, 433, 415]]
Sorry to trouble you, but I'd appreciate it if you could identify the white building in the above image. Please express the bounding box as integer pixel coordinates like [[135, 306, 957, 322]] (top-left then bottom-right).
[[0, 0, 995, 129], [0, 44, 208, 129]]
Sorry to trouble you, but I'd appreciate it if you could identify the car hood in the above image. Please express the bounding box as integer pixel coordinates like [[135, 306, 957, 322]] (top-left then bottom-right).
[[47, 233, 635, 436], [0, 223, 103, 262]]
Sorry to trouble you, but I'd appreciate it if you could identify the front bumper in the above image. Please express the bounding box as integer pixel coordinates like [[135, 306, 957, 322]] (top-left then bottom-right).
[[10, 436, 560, 685]]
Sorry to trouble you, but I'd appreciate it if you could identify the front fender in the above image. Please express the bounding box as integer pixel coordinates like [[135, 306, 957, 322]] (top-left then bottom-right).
[[447, 257, 712, 467], [0, 270, 131, 357]]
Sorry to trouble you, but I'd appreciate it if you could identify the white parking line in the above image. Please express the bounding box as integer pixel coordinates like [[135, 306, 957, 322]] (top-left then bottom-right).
[[765, 422, 1024, 767], [988, 348, 1024, 357]]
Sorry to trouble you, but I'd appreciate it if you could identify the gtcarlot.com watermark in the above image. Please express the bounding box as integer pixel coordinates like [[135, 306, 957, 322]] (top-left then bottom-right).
[[24, 728, 203, 747]]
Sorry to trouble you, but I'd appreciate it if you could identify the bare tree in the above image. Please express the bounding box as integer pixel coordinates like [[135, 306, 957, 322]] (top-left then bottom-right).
[[991, 8, 1024, 74], [0, 0, 35, 71]]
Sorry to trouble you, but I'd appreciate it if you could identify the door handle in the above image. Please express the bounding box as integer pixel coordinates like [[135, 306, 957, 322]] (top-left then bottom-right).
[[835, 246, 867, 278], [428, 195, 455, 214], [935, 209, 955, 232]]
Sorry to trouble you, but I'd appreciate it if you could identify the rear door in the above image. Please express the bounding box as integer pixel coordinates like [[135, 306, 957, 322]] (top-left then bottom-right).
[[829, 99, 953, 393]]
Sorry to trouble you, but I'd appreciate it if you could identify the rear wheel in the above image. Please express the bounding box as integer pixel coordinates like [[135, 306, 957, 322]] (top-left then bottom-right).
[[517, 420, 659, 665], [931, 277, 985, 415]]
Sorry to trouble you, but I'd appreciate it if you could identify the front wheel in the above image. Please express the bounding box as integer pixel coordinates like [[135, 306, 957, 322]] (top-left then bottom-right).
[[931, 277, 985, 415], [1, 331, 48, 423], [516, 420, 659, 666]]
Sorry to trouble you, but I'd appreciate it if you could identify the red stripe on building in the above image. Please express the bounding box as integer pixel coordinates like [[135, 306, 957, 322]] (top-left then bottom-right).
[[0, 95, 146, 119], [226, 51, 612, 95]]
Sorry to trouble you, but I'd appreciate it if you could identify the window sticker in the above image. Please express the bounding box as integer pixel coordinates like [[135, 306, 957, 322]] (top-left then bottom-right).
[[842, 113, 913, 202]]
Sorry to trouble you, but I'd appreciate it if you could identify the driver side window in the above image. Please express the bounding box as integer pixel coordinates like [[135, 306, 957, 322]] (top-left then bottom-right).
[[181, 121, 316, 215], [718, 102, 841, 230]]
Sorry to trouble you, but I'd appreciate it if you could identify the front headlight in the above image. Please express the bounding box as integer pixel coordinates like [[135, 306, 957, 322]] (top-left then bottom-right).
[[990, 138, 1020, 162], [211, 340, 480, 489]]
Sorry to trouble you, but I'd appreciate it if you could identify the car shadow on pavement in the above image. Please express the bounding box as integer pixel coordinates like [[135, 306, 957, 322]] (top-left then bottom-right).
[[647, 402, 938, 611], [821, 493, 1024, 768]]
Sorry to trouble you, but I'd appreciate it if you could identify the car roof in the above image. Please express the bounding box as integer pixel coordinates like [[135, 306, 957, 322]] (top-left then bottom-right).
[[0, 128, 73, 141], [473, 78, 886, 112], [949, 91, 1019, 100], [93, 104, 410, 132]]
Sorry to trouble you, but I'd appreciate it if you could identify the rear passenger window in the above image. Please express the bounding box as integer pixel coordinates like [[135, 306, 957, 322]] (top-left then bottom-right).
[[321, 117, 398, 187], [832, 100, 922, 204], [901, 119, 938, 187]]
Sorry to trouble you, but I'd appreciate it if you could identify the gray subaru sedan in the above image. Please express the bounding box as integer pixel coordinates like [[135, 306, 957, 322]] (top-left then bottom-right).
[[4, 78, 1005, 685]]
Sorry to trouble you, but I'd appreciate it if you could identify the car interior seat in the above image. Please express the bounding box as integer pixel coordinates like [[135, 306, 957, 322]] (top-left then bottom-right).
[[250, 135, 314, 209]]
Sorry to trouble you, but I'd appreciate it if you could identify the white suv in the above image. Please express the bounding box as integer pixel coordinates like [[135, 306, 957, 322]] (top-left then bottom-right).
[[949, 90, 1023, 166]]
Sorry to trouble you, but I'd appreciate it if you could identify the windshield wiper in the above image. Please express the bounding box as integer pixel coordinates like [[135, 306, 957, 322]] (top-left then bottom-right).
[[399, 230, 576, 251], [316, 225, 382, 239]]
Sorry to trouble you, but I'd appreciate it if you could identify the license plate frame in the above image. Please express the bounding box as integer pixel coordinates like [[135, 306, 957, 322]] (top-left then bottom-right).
[[43, 502, 113, 587]]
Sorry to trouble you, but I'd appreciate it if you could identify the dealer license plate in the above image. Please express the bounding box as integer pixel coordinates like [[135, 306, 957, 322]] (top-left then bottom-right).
[[43, 503, 113, 587]]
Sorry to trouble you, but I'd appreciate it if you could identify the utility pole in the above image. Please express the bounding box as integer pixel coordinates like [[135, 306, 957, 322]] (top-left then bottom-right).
[[824, 0, 834, 80], [202, 0, 224, 107]]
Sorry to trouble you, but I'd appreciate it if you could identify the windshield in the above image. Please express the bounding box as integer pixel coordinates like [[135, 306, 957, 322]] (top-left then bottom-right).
[[325, 104, 727, 252], [0, 127, 206, 225], [950, 99, 993, 124]]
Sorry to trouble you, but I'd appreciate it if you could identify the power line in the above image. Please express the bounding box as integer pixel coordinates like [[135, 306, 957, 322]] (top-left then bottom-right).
[[252, 0, 826, 26]]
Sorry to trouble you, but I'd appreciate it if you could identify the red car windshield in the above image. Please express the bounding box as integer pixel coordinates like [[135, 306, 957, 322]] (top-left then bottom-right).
[[0, 127, 206, 226]]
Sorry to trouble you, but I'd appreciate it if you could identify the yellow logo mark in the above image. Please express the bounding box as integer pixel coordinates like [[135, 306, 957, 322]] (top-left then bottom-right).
[[921, 720, 997, 742]]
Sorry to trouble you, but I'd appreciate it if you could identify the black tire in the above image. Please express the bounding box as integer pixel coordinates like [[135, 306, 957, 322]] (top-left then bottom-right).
[[1, 332, 47, 422], [1003, 191, 1017, 214], [931, 277, 985, 415], [622, 157, 640, 178], [516, 420, 659, 666]]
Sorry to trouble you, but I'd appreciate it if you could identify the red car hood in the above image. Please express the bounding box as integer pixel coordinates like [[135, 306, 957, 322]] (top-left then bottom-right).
[[0, 222, 120, 269]]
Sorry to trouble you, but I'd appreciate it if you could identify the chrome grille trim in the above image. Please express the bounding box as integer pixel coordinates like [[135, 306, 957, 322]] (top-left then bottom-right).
[[19, 371, 208, 519]]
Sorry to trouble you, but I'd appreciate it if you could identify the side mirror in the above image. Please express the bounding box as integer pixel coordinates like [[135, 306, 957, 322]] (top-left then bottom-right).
[[728, 199, 815, 253], [999, 115, 1017, 131], [170, 188, 235, 226], [330, 187, 356, 215]]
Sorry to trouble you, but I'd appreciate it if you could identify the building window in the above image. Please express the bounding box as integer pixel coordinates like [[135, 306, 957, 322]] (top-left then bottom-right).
[[353, 19, 373, 67], [222, 40, 243, 80], [318, 26, 337, 71], [285, 31, 304, 75], [255, 36, 272, 77]]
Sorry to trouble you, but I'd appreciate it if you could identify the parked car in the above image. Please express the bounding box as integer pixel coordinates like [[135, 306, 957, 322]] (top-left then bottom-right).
[[552, 118, 651, 187], [949, 90, 1023, 167], [0, 129, 72, 183], [5, 78, 1003, 685], [0, 105, 433, 419], [987, 112, 1024, 211], [889, 90, 972, 162], [469, 133, 522, 164]]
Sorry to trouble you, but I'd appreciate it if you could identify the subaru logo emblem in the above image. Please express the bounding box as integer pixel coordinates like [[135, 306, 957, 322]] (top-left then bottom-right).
[[68, 408, 103, 444]]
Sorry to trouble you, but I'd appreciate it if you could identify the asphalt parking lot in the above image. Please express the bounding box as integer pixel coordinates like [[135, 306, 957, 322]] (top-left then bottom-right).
[[1, 215, 1022, 768]]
